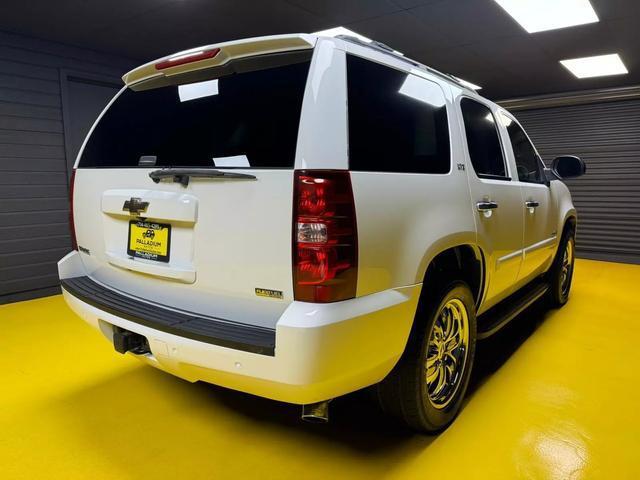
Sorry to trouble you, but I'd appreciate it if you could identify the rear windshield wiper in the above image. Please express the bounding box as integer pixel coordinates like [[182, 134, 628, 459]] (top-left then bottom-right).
[[149, 168, 257, 187]]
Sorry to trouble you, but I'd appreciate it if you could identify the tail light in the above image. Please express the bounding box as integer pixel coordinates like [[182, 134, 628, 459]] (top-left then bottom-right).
[[68, 169, 77, 251], [293, 170, 358, 303]]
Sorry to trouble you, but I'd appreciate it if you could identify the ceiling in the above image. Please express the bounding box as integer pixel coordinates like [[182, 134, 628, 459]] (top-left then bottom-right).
[[2, 0, 639, 99]]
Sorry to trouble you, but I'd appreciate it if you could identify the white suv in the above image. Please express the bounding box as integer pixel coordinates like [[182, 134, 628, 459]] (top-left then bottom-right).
[[58, 33, 585, 432]]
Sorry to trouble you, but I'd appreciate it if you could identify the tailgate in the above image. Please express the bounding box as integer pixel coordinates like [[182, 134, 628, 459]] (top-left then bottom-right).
[[71, 49, 312, 329], [74, 168, 293, 329]]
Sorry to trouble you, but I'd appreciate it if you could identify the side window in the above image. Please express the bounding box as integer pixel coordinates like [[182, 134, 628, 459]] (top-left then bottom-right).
[[500, 113, 545, 184], [460, 98, 507, 179], [346, 55, 450, 174]]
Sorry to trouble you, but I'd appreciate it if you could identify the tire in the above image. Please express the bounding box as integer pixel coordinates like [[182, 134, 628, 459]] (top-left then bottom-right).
[[375, 282, 477, 433], [547, 227, 576, 308]]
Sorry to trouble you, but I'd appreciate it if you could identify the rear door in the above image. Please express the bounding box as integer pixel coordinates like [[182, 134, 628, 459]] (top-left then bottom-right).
[[498, 111, 557, 281], [459, 98, 524, 310], [73, 51, 312, 329]]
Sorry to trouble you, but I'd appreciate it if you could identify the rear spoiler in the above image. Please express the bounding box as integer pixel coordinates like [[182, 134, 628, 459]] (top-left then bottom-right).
[[122, 34, 316, 88]]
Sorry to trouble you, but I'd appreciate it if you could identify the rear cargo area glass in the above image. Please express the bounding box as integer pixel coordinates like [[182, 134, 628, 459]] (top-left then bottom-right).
[[79, 59, 310, 168], [346, 54, 450, 174]]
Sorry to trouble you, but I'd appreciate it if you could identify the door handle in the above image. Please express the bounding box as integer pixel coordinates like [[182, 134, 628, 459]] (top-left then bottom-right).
[[477, 201, 498, 218], [524, 200, 540, 215], [525, 200, 539, 213], [477, 201, 498, 211]]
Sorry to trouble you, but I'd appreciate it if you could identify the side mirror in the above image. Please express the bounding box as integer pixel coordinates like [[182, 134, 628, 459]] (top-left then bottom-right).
[[551, 155, 586, 179]]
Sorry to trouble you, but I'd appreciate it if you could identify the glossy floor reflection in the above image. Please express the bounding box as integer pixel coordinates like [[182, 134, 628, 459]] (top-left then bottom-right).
[[2, 259, 639, 479]]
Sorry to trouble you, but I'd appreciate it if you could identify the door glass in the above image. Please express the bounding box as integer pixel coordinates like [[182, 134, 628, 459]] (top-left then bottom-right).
[[500, 113, 545, 184], [346, 55, 450, 174], [460, 98, 507, 179]]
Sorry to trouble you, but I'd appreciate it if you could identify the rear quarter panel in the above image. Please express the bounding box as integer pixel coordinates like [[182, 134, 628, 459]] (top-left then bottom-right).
[[346, 64, 477, 296], [332, 42, 477, 296], [351, 84, 478, 295]]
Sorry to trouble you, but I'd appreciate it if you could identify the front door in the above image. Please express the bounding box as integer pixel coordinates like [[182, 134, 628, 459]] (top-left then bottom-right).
[[498, 111, 557, 282]]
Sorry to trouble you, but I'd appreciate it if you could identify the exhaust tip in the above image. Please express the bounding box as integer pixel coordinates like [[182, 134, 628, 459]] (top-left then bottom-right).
[[301, 401, 330, 423]]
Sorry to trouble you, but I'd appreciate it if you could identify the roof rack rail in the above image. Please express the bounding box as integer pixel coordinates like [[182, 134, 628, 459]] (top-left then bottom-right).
[[334, 34, 470, 91]]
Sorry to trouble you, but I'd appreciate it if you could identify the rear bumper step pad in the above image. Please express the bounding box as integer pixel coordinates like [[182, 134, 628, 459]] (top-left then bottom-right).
[[60, 276, 275, 356]]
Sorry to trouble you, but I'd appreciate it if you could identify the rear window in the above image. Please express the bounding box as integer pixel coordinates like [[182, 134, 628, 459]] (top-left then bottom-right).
[[346, 54, 450, 174], [78, 57, 311, 168]]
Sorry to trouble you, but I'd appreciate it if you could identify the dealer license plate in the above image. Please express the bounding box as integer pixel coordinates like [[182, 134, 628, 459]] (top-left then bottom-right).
[[127, 221, 171, 262]]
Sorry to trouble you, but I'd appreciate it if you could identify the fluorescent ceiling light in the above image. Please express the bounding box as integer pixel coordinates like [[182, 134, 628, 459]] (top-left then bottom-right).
[[560, 53, 628, 78], [313, 26, 403, 56], [454, 76, 482, 90], [494, 0, 599, 33]]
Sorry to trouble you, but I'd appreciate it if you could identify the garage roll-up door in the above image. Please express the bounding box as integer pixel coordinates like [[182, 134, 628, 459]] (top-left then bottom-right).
[[513, 99, 640, 265]]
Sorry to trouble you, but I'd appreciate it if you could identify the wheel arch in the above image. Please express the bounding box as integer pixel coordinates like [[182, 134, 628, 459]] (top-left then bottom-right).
[[563, 214, 577, 234], [552, 212, 577, 261], [418, 244, 485, 310]]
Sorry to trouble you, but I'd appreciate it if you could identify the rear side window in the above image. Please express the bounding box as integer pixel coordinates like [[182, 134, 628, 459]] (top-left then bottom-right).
[[78, 57, 311, 168], [346, 55, 450, 174], [500, 113, 545, 184], [460, 98, 507, 179]]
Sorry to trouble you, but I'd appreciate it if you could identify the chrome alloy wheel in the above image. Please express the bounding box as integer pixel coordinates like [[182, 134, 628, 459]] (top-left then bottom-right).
[[560, 238, 574, 296], [425, 298, 470, 410]]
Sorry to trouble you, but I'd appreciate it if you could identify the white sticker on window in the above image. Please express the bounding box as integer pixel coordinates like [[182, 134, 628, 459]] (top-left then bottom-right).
[[178, 79, 219, 102], [212, 155, 250, 167]]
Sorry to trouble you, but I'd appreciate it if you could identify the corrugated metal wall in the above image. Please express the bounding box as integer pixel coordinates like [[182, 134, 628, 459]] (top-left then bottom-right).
[[515, 99, 640, 264], [0, 31, 134, 304]]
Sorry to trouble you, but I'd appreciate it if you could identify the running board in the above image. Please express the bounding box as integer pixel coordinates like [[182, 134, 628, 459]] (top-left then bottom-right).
[[477, 279, 549, 339]]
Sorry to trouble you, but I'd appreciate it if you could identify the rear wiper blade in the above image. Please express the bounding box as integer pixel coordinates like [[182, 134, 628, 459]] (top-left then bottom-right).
[[149, 168, 257, 187]]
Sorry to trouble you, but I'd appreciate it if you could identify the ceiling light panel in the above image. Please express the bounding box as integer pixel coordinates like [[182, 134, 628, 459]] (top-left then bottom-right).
[[494, 0, 599, 33], [560, 53, 628, 79]]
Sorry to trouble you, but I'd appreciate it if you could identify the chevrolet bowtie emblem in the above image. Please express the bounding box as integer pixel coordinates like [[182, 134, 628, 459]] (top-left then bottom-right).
[[122, 197, 149, 215]]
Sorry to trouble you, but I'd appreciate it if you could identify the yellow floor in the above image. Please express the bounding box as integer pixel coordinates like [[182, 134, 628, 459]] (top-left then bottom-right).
[[2, 259, 640, 479]]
